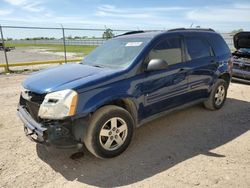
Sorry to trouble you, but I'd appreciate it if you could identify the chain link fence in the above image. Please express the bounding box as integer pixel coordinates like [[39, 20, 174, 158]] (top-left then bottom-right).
[[0, 25, 130, 72], [0, 25, 234, 73]]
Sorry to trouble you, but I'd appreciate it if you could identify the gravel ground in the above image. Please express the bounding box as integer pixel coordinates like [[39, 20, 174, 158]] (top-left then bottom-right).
[[0, 74, 249, 188], [0, 47, 81, 73], [0, 47, 80, 64]]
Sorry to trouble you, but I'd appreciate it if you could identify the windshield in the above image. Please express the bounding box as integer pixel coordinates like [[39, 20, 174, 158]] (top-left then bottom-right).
[[81, 37, 151, 69]]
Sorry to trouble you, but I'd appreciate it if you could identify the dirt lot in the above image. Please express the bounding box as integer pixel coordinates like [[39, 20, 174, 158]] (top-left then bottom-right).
[[0, 47, 81, 73], [0, 47, 80, 64], [0, 74, 249, 188]]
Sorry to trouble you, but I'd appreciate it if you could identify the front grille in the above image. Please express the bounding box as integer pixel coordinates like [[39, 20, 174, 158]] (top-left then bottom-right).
[[19, 92, 45, 122]]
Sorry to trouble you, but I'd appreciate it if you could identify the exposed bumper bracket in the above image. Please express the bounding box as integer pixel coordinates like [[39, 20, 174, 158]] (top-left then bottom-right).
[[17, 105, 47, 144]]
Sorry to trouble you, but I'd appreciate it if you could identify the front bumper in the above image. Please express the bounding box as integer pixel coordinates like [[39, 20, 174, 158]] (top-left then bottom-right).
[[17, 105, 85, 148], [18, 105, 47, 144]]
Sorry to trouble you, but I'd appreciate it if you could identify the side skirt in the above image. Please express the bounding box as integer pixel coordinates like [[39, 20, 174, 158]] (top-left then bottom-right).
[[137, 98, 207, 127]]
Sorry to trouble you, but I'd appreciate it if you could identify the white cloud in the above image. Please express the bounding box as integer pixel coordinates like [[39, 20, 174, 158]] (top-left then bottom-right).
[[95, 4, 190, 20], [23, 2, 44, 12], [3, 0, 45, 12], [97, 4, 189, 15], [186, 4, 250, 22], [0, 9, 13, 16], [1, 2, 250, 32], [97, 3, 250, 23], [93, 3, 250, 31], [3, 0, 28, 6], [96, 11, 151, 19]]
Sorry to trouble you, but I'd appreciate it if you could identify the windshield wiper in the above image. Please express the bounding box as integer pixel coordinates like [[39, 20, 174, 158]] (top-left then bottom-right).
[[80, 62, 105, 68], [92, 64, 104, 68]]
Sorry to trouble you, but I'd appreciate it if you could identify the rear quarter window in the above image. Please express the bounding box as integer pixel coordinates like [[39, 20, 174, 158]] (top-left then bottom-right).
[[207, 34, 230, 56]]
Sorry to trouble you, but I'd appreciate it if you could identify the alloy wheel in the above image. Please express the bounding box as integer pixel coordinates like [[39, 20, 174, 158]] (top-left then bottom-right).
[[99, 117, 128, 151], [214, 85, 225, 106]]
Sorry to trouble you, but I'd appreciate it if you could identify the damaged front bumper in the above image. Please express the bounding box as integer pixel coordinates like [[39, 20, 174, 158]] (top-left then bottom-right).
[[17, 105, 87, 148], [18, 105, 47, 144]]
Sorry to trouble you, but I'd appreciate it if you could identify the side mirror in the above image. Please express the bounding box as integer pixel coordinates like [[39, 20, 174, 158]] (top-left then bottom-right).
[[146, 59, 168, 72]]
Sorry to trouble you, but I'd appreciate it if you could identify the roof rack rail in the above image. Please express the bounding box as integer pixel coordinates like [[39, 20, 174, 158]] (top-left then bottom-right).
[[167, 28, 186, 32], [115, 30, 145, 37], [168, 28, 215, 32], [123, 30, 145, 35]]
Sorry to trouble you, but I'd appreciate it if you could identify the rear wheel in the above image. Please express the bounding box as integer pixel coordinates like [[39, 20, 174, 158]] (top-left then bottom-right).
[[84, 105, 134, 158], [204, 79, 228, 110]]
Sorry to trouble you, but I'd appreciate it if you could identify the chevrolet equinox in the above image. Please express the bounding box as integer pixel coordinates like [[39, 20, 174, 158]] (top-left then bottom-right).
[[18, 28, 232, 158]]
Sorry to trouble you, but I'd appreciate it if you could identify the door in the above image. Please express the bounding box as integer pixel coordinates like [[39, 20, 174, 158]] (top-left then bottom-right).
[[141, 36, 190, 118], [184, 36, 217, 100]]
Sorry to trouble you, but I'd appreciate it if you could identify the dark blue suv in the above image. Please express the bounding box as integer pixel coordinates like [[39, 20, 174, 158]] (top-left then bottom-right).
[[18, 28, 232, 158]]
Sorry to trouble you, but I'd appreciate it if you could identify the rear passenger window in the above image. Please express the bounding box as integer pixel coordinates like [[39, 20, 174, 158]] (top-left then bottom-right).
[[149, 37, 183, 65], [185, 37, 211, 60]]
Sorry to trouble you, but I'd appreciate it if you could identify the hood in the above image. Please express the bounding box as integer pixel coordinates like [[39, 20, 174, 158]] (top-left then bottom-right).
[[23, 63, 121, 94], [234, 32, 250, 49]]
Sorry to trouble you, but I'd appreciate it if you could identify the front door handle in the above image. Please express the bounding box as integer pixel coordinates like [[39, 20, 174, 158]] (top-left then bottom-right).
[[179, 68, 191, 73]]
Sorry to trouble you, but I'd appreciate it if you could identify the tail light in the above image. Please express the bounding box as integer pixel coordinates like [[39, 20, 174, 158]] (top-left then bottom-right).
[[228, 56, 234, 73]]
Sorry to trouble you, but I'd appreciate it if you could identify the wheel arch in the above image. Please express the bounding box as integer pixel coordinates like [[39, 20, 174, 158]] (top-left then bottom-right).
[[97, 98, 138, 125], [218, 72, 231, 88]]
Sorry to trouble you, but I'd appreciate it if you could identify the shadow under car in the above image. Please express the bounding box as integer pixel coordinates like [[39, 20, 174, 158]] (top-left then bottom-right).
[[36, 98, 250, 187]]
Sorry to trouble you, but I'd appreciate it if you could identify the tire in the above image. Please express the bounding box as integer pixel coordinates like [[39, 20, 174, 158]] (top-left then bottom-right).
[[84, 105, 134, 158], [204, 79, 228, 110]]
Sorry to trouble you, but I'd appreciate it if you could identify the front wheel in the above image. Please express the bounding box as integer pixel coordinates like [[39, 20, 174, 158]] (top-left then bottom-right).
[[204, 79, 228, 110], [84, 105, 134, 158]]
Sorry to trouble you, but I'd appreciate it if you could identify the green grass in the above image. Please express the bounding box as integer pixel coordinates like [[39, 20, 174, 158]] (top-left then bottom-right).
[[5, 43, 97, 55]]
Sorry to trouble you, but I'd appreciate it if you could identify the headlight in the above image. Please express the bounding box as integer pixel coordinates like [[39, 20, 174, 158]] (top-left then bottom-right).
[[21, 86, 31, 101], [38, 89, 78, 120]]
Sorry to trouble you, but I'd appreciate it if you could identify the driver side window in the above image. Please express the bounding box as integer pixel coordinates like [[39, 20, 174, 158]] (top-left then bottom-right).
[[148, 37, 183, 66]]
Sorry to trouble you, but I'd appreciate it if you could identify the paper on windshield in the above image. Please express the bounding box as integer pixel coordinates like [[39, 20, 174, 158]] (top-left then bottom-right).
[[125, 42, 143, 47]]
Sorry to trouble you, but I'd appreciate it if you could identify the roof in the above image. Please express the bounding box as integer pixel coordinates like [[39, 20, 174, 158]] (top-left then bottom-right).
[[117, 28, 216, 38], [117, 31, 163, 38]]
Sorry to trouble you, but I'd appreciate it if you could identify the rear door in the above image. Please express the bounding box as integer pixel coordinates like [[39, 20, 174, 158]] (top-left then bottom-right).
[[183, 35, 217, 100]]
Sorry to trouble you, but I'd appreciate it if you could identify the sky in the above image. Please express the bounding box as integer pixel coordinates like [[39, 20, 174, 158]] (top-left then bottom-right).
[[0, 0, 250, 38]]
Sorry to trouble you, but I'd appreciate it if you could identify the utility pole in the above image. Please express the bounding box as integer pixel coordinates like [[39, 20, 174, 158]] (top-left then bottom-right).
[[61, 24, 67, 63]]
